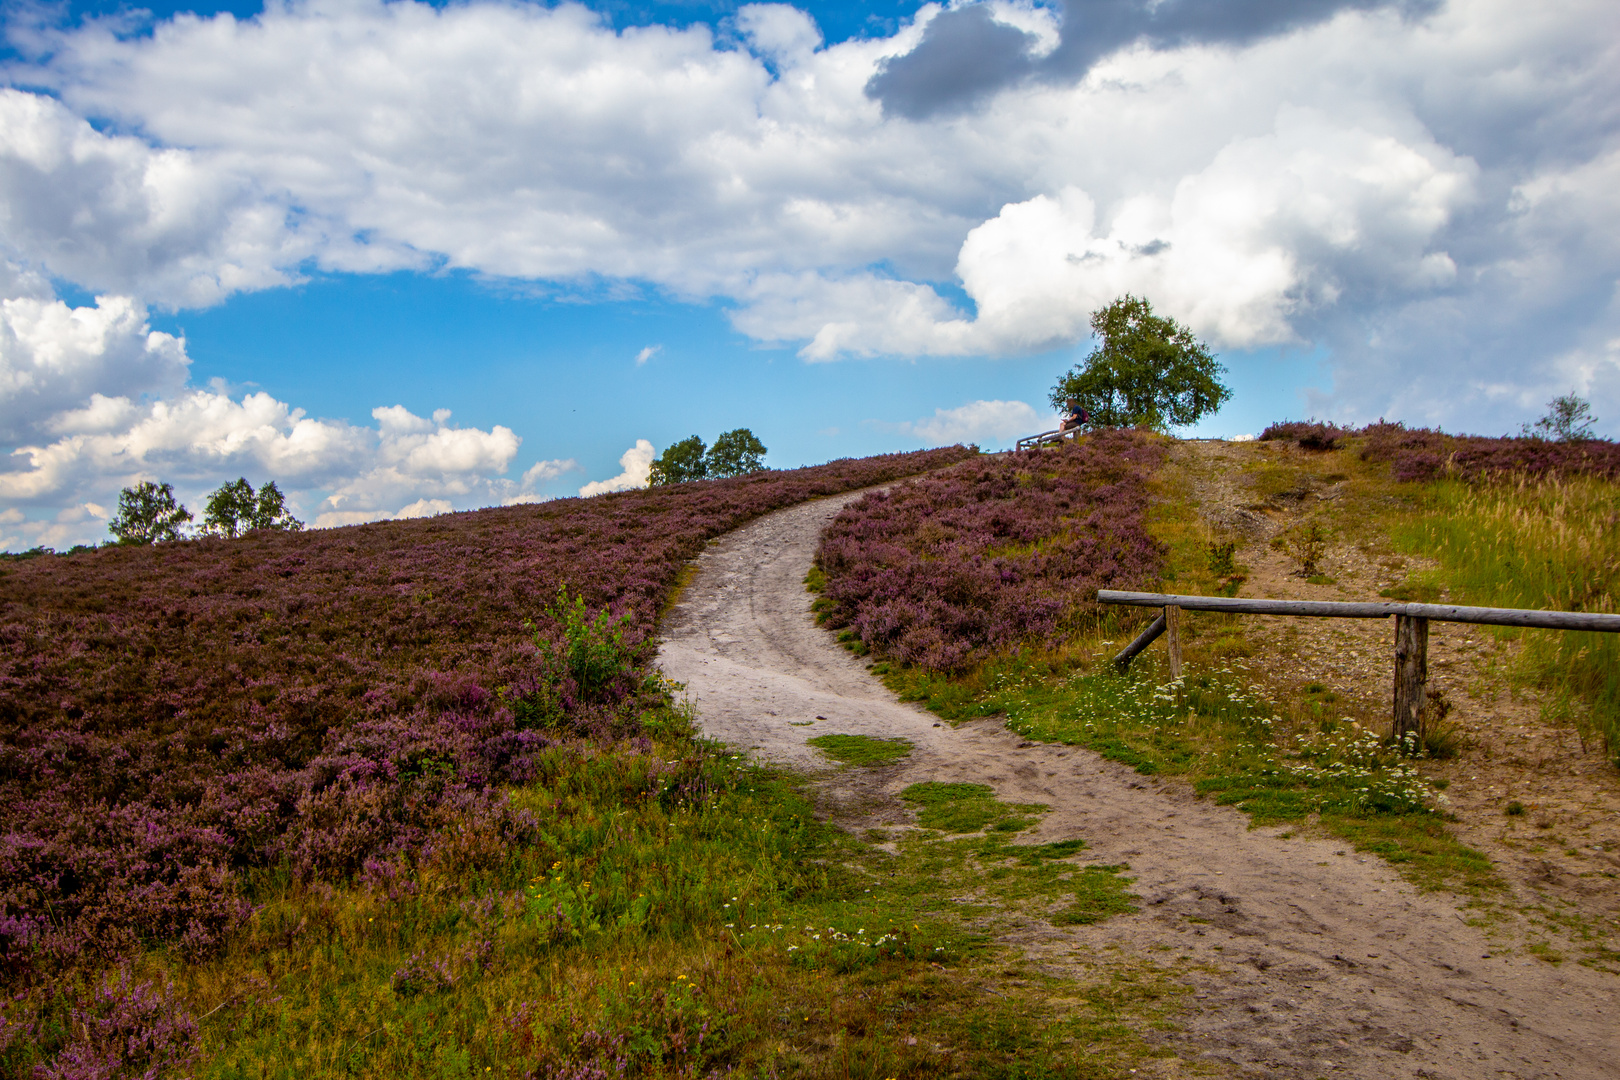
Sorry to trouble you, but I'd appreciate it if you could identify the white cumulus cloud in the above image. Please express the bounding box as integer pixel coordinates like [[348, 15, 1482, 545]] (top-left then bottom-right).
[[895, 399, 1048, 446], [501, 457, 584, 505], [0, 89, 326, 308], [0, 0, 1612, 441], [579, 439, 655, 497], [0, 290, 190, 442], [0, 287, 531, 546]]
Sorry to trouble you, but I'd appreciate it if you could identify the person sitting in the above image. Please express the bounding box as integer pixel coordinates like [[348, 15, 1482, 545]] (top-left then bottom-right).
[[1059, 399, 1088, 433]]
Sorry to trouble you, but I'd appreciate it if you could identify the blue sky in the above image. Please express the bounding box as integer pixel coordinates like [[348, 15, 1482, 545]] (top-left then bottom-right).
[[140, 268, 1310, 471], [1, 0, 1615, 548]]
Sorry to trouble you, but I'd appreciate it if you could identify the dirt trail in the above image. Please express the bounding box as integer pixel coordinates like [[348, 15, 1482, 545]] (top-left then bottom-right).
[[657, 491, 1620, 1079]]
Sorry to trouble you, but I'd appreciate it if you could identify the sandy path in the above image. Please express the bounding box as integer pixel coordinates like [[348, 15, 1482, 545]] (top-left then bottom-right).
[[657, 493, 1620, 1079]]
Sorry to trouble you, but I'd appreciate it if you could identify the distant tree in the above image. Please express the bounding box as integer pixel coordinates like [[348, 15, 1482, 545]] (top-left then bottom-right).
[[1522, 393, 1597, 442], [108, 480, 193, 545], [1049, 295, 1231, 430], [647, 436, 709, 486], [705, 428, 768, 478], [201, 478, 304, 538]]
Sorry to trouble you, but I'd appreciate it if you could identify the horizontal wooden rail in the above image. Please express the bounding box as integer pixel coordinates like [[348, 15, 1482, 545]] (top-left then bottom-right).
[[1098, 589, 1620, 749], [1015, 428, 1081, 451], [1096, 590, 1620, 633]]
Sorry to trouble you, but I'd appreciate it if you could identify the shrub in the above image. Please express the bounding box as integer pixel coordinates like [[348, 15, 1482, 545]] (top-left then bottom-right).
[[1357, 421, 1620, 482], [1521, 393, 1598, 442], [1258, 421, 1350, 451], [814, 430, 1165, 671], [33, 970, 198, 1080]]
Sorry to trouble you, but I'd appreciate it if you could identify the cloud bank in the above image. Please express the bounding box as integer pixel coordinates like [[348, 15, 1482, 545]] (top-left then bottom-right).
[[1, 0, 1617, 540], [894, 399, 1048, 446], [0, 286, 546, 548], [579, 440, 656, 497]]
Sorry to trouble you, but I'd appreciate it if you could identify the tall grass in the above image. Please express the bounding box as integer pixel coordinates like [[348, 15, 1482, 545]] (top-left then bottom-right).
[[1391, 475, 1620, 761]]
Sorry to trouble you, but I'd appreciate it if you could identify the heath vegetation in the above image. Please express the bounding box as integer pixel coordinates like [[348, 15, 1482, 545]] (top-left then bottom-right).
[[1, 447, 1000, 1077]]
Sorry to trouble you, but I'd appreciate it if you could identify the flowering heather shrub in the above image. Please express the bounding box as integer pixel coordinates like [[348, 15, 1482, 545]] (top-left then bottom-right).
[[1360, 422, 1620, 482], [1258, 421, 1351, 451], [0, 447, 974, 981], [33, 969, 198, 1080], [1256, 419, 1620, 483], [814, 431, 1165, 671], [1262, 419, 1620, 480]]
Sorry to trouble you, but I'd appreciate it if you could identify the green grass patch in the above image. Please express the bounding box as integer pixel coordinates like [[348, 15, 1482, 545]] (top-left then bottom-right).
[[900, 782, 1048, 834], [888, 828, 1139, 930], [6, 703, 1181, 1080], [1321, 813, 1498, 892], [875, 645, 1499, 896], [806, 732, 913, 766]]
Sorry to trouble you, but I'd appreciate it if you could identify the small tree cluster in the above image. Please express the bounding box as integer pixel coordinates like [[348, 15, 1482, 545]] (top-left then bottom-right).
[[201, 478, 303, 538], [106, 477, 303, 545], [648, 428, 768, 486], [108, 481, 193, 545]]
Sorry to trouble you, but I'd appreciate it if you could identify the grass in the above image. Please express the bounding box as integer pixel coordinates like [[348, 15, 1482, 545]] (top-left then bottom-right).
[[873, 648, 1499, 896], [898, 782, 1046, 834], [806, 733, 913, 766], [6, 701, 1184, 1080], [1388, 474, 1620, 762]]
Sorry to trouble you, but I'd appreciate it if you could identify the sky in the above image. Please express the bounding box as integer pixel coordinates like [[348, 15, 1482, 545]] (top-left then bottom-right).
[[0, 0, 1616, 550]]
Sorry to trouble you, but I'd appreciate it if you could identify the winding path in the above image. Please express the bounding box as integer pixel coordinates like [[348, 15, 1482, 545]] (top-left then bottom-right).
[[657, 491, 1619, 1079]]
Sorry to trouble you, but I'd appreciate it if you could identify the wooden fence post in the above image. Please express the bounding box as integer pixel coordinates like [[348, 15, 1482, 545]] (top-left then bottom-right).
[[1165, 605, 1183, 680], [1393, 614, 1429, 749]]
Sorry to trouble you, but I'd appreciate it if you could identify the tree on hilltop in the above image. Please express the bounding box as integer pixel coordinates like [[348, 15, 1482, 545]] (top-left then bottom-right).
[[1050, 295, 1230, 430], [1522, 393, 1597, 441], [648, 428, 769, 485], [705, 428, 768, 478], [201, 478, 304, 538], [108, 480, 192, 544], [648, 436, 709, 485]]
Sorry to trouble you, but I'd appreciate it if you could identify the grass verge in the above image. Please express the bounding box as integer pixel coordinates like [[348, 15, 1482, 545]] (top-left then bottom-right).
[[1387, 474, 1620, 762], [878, 653, 1498, 896], [5, 702, 1183, 1080]]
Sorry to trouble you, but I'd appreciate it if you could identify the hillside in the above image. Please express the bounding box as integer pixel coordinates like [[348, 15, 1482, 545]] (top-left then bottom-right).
[[819, 430, 1619, 974], [6, 429, 1618, 1078], [0, 447, 982, 1078]]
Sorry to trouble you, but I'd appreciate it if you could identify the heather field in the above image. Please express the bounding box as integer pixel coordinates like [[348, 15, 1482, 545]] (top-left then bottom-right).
[[10, 425, 1619, 1076], [812, 429, 1167, 671], [0, 447, 1008, 1077], [1261, 418, 1620, 483]]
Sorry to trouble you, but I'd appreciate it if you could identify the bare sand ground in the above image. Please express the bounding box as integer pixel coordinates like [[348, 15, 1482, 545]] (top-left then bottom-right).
[[657, 490, 1620, 1079]]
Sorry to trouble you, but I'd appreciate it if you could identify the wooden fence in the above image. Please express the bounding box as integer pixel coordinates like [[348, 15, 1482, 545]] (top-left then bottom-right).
[[1015, 428, 1082, 451], [1096, 589, 1620, 744]]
